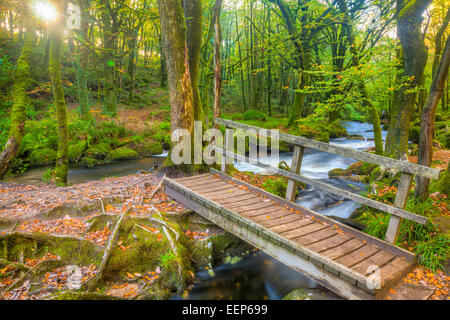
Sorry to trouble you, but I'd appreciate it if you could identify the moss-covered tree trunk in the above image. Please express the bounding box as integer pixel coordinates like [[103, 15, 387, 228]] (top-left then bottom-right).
[[101, 2, 118, 116], [182, 0, 204, 127], [157, 0, 195, 171], [415, 37, 450, 200], [0, 13, 35, 179], [337, 0, 383, 155], [127, 26, 138, 104], [76, 0, 91, 119], [49, 1, 69, 185], [213, 0, 223, 128], [385, 0, 431, 159]]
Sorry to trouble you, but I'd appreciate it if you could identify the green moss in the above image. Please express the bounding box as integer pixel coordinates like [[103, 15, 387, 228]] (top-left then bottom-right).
[[409, 126, 420, 144], [328, 168, 351, 178], [68, 141, 86, 162], [130, 140, 163, 156], [80, 157, 102, 168], [297, 119, 347, 143], [85, 143, 111, 160], [29, 148, 57, 166], [109, 147, 139, 161], [262, 176, 290, 198], [52, 291, 123, 300], [436, 164, 449, 195]]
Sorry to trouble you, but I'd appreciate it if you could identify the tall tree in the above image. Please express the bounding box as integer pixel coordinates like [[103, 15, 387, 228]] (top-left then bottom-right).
[[415, 36, 450, 200], [0, 6, 35, 179], [157, 0, 195, 138], [213, 0, 223, 128], [337, 0, 384, 155], [49, 0, 69, 185], [385, 0, 432, 159], [183, 0, 204, 126]]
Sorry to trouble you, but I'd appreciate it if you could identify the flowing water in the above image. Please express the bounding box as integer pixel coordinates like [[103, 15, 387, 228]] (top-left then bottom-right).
[[7, 121, 385, 300]]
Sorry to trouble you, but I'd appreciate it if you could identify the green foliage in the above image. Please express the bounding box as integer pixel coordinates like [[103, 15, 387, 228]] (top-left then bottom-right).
[[109, 147, 139, 161], [241, 110, 268, 122], [357, 194, 449, 271], [68, 141, 87, 162], [262, 176, 289, 198], [29, 147, 57, 166], [415, 236, 450, 272]]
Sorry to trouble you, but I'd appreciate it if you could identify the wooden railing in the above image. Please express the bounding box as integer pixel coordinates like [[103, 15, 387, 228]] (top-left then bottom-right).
[[214, 118, 442, 244]]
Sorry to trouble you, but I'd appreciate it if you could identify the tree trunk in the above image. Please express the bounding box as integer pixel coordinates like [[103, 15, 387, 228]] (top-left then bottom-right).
[[385, 0, 432, 159], [157, 0, 195, 137], [101, 2, 118, 116], [415, 36, 450, 199], [213, 0, 222, 129], [337, 0, 384, 155], [49, 1, 69, 185], [0, 12, 35, 179], [183, 0, 204, 127]]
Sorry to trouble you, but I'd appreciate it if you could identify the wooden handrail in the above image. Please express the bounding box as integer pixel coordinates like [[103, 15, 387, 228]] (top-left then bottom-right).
[[215, 118, 441, 180], [214, 146, 428, 225]]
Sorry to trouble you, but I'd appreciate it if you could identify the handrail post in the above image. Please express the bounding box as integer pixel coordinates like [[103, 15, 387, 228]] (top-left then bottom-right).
[[286, 146, 305, 202], [221, 127, 234, 174], [385, 173, 413, 243]]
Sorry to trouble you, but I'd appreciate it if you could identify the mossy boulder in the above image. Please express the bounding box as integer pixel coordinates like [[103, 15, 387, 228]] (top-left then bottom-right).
[[80, 157, 103, 168], [68, 141, 87, 162], [130, 140, 163, 156], [85, 143, 111, 160], [347, 161, 378, 175], [109, 147, 139, 161], [328, 168, 351, 178], [29, 148, 57, 166], [296, 119, 347, 143]]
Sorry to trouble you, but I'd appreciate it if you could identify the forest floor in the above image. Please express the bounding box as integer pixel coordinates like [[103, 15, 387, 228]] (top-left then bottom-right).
[[0, 170, 448, 300]]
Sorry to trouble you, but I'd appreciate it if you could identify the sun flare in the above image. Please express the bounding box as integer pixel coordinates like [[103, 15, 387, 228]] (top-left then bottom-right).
[[32, 1, 58, 23]]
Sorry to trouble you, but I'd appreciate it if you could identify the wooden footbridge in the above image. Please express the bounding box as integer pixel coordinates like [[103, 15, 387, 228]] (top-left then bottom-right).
[[163, 119, 441, 300]]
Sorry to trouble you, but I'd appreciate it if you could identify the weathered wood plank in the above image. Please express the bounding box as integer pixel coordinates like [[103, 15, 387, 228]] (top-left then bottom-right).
[[218, 193, 259, 205], [252, 209, 295, 222], [378, 257, 414, 288], [335, 245, 380, 268], [286, 146, 305, 202], [385, 173, 414, 243], [221, 128, 234, 174], [241, 206, 286, 218], [306, 233, 353, 253], [193, 184, 236, 194], [281, 223, 328, 240], [321, 238, 366, 260], [190, 180, 230, 191], [294, 228, 339, 246], [214, 149, 428, 225], [173, 173, 212, 182], [233, 201, 276, 213], [223, 197, 265, 209], [351, 251, 396, 276], [215, 118, 441, 179], [257, 212, 302, 227], [270, 218, 315, 233]]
